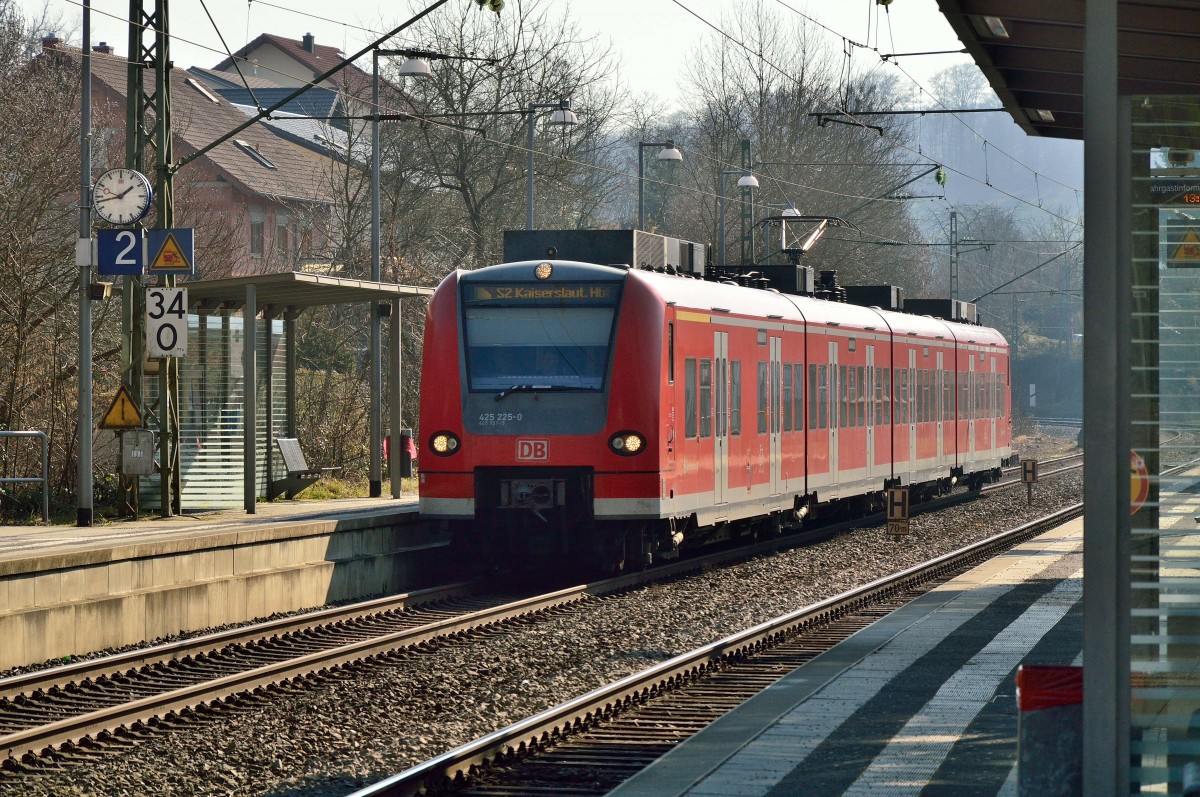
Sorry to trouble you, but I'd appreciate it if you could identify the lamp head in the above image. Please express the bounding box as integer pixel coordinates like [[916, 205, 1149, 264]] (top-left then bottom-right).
[[397, 57, 432, 78], [737, 173, 759, 188], [548, 107, 578, 126], [657, 145, 683, 162]]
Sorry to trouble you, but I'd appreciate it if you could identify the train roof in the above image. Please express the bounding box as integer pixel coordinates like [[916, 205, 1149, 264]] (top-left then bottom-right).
[[629, 269, 1008, 348], [453, 260, 1007, 349]]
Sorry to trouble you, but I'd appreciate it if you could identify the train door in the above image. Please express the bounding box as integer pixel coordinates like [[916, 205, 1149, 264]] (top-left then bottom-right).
[[714, 331, 728, 505], [828, 340, 839, 485], [936, 351, 945, 460], [770, 336, 782, 495], [865, 345, 876, 480]]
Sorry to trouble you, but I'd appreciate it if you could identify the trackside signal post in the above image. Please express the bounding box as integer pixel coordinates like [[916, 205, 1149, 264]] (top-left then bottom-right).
[[887, 487, 910, 540], [1022, 458, 1038, 505]]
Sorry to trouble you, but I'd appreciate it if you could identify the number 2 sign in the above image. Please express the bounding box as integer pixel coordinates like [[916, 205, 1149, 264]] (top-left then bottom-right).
[[146, 287, 187, 357], [97, 228, 144, 275]]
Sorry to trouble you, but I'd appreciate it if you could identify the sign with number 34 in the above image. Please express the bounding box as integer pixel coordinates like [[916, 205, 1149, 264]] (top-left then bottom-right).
[[146, 287, 187, 358]]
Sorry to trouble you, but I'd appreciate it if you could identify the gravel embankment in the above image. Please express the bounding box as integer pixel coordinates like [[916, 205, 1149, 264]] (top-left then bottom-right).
[[0, 460, 1084, 797]]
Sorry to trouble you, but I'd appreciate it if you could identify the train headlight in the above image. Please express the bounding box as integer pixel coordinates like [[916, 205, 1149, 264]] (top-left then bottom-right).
[[535, 262, 554, 280], [609, 431, 645, 455], [429, 432, 461, 456]]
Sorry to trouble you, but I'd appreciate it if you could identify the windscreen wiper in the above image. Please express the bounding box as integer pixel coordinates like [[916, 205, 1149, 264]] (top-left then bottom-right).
[[495, 384, 551, 401]]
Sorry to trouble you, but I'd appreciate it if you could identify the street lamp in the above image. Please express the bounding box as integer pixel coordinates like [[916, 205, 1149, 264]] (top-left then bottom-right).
[[717, 170, 759, 267], [526, 99, 578, 230], [371, 47, 432, 498], [637, 140, 682, 231]]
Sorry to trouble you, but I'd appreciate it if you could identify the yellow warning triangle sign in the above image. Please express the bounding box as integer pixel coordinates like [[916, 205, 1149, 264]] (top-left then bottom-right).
[[99, 385, 142, 429], [1171, 227, 1200, 262], [150, 232, 189, 271]]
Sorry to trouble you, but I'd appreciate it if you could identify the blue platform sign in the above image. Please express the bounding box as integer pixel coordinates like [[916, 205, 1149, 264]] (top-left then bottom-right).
[[96, 228, 144, 275], [146, 228, 195, 276]]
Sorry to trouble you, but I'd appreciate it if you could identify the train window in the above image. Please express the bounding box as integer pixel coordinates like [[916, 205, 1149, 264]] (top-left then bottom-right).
[[840, 365, 849, 428], [882, 368, 890, 425], [700, 359, 713, 438], [772, 360, 781, 434], [817, 365, 828, 430], [809, 364, 819, 430], [848, 337, 856, 352], [923, 369, 931, 423], [730, 361, 742, 435], [668, 322, 675, 384], [857, 366, 865, 427], [873, 366, 880, 427], [757, 362, 768, 434], [794, 364, 803, 431], [899, 368, 908, 425], [757, 329, 767, 345], [843, 367, 852, 429], [716, 358, 727, 438], [685, 358, 697, 438], [461, 285, 620, 392], [782, 365, 793, 432]]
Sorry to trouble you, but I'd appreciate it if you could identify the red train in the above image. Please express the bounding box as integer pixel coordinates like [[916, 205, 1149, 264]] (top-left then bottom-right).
[[419, 237, 1015, 573]]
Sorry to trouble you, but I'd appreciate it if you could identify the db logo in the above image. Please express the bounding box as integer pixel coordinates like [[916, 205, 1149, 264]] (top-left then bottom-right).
[[517, 439, 549, 461]]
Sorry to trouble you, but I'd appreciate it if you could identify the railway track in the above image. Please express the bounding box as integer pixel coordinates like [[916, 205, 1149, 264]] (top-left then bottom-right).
[[350, 502, 1084, 797], [0, 465, 1077, 777]]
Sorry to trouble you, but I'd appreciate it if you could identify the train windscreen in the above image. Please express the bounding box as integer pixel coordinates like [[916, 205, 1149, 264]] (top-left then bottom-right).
[[461, 282, 621, 392]]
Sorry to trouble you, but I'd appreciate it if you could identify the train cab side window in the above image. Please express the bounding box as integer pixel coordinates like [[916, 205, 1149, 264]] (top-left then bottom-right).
[[700, 358, 713, 438], [757, 362, 768, 433], [668, 322, 675, 384], [730, 360, 742, 435], [685, 358, 697, 438], [782, 365, 793, 432]]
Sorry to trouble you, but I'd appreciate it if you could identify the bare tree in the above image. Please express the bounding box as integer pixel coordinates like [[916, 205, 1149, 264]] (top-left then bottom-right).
[[665, 0, 929, 292]]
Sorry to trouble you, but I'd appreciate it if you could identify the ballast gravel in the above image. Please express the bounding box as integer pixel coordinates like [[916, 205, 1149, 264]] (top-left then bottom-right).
[[0, 448, 1084, 797]]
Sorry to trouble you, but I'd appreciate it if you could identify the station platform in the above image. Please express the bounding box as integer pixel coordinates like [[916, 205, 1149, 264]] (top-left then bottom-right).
[[608, 517, 1084, 797], [0, 495, 440, 671]]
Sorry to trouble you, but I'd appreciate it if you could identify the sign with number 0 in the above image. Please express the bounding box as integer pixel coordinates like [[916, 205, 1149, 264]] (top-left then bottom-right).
[[146, 287, 187, 357]]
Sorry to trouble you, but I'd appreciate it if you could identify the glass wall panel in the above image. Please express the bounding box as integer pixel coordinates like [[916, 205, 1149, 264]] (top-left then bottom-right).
[[141, 313, 285, 510], [1129, 95, 1200, 793]]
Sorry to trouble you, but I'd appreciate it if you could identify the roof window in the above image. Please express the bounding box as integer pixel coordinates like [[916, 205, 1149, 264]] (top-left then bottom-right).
[[234, 139, 277, 169], [185, 77, 221, 103]]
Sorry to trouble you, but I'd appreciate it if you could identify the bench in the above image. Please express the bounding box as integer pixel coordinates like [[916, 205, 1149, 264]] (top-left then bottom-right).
[[269, 438, 340, 500]]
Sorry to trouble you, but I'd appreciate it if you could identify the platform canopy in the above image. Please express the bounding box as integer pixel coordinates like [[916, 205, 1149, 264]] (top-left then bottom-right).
[[178, 271, 433, 514], [183, 271, 433, 311], [936, 0, 1200, 140]]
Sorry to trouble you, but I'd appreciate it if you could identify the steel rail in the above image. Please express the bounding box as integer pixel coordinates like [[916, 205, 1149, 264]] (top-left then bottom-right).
[[0, 580, 475, 703], [0, 465, 1079, 769], [349, 503, 1084, 797]]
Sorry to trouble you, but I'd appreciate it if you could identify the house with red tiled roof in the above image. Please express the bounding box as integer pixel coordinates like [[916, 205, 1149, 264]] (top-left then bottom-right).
[[43, 36, 346, 279], [211, 33, 374, 99]]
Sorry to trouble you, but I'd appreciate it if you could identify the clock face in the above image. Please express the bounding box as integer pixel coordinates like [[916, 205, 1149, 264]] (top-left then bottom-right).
[[93, 168, 153, 226]]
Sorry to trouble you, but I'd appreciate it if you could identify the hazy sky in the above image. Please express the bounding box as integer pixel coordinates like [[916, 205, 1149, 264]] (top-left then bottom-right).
[[26, 0, 974, 105]]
